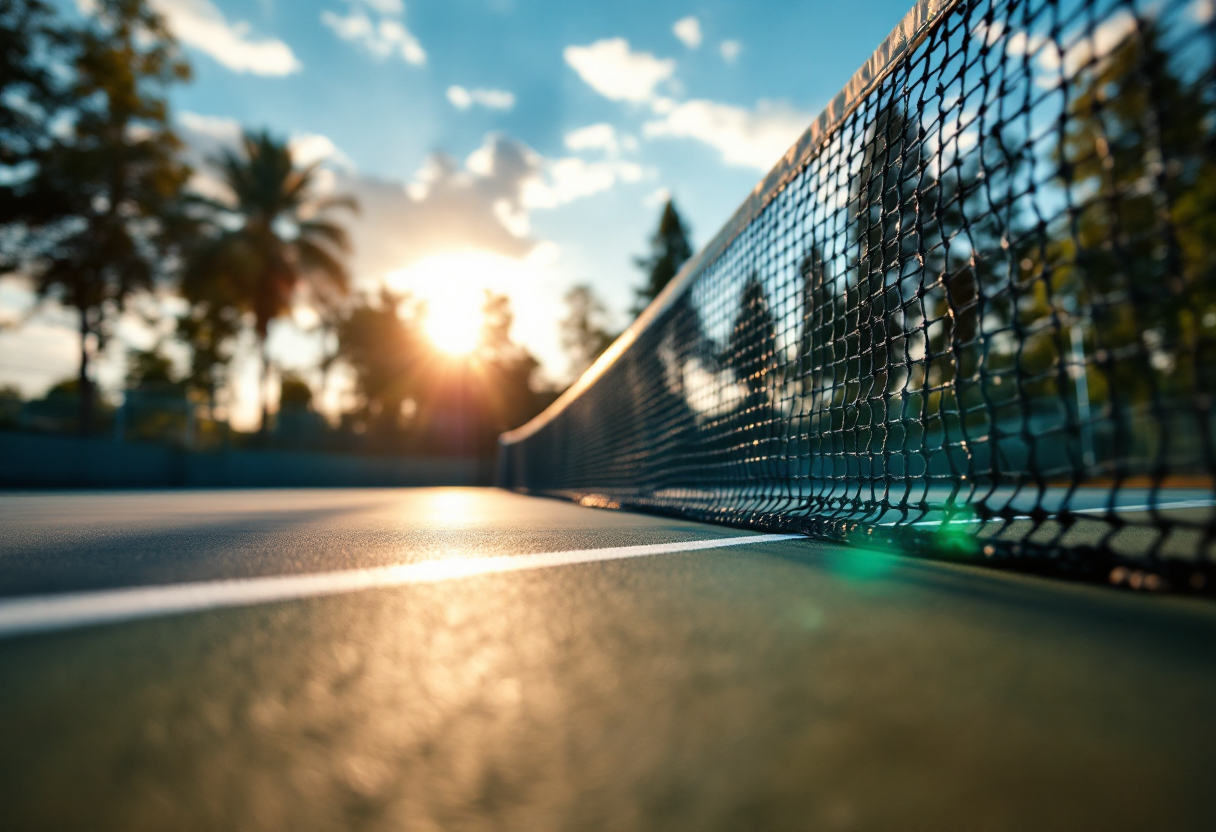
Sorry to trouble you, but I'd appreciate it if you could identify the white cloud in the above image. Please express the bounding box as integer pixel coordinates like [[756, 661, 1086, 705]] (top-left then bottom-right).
[[643, 98, 808, 170], [289, 133, 355, 170], [563, 35, 807, 172], [564, 123, 621, 155], [972, 19, 1006, 46], [147, 0, 301, 75], [564, 38, 675, 103], [719, 39, 741, 62], [563, 124, 640, 158], [673, 16, 702, 49], [178, 111, 242, 145], [523, 157, 646, 210], [172, 117, 645, 301], [352, 0, 403, 13], [321, 0, 426, 65], [337, 134, 649, 280], [179, 111, 357, 171], [345, 138, 540, 274], [447, 85, 516, 111], [176, 112, 241, 200], [176, 113, 356, 203]]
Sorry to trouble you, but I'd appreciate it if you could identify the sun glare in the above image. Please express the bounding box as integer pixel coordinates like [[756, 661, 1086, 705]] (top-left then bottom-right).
[[388, 249, 555, 357], [425, 297, 481, 355], [386, 245, 561, 364]]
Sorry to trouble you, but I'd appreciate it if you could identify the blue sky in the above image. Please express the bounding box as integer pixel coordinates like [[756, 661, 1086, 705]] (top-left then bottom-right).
[[2, 0, 919, 425]]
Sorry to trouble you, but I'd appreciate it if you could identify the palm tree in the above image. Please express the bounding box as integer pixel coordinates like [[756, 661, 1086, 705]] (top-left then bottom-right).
[[187, 130, 356, 433]]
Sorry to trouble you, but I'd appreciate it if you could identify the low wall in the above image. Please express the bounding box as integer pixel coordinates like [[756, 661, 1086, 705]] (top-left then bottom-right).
[[0, 432, 491, 488]]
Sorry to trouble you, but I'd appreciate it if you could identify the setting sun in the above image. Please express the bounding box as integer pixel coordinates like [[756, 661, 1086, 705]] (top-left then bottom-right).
[[424, 297, 481, 355], [388, 249, 558, 358]]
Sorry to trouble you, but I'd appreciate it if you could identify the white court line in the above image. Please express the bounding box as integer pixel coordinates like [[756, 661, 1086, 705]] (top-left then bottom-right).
[[0, 534, 801, 640]]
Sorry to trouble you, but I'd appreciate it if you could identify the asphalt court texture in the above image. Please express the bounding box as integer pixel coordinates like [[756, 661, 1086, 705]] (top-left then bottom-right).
[[1, 489, 1214, 831]]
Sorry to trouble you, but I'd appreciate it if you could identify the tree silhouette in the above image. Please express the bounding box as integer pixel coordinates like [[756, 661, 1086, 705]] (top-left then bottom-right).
[[188, 130, 357, 433], [176, 284, 241, 423], [1021, 19, 1216, 408], [724, 276, 780, 479], [473, 291, 544, 438], [335, 288, 423, 443], [849, 101, 940, 413], [633, 199, 693, 315], [9, 0, 192, 434], [0, 0, 65, 212], [797, 246, 847, 471], [125, 343, 179, 391], [848, 95, 1038, 428], [560, 284, 616, 378]]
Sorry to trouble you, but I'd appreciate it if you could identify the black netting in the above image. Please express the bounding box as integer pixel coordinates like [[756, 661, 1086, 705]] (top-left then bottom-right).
[[501, 0, 1216, 593]]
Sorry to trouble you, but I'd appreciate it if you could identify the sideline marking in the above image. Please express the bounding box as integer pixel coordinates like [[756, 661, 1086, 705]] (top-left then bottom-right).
[[0, 534, 801, 639]]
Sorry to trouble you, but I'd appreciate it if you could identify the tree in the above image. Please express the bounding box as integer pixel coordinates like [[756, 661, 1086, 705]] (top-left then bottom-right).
[[189, 130, 357, 433], [1024, 20, 1216, 407], [846, 96, 1035, 433], [476, 291, 543, 434], [411, 292, 546, 455], [176, 292, 241, 420], [849, 101, 941, 409], [724, 276, 780, 475], [0, 384, 22, 428], [633, 199, 693, 315], [278, 372, 313, 409], [337, 288, 545, 455], [305, 278, 348, 399], [0, 0, 65, 212], [730, 277, 778, 400], [7, 0, 192, 434], [798, 246, 843, 405], [335, 287, 427, 440], [125, 343, 180, 391], [560, 284, 617, 379], [122, 341, 191, 442]]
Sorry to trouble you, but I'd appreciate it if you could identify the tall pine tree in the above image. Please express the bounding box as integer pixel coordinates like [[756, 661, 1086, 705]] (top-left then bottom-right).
[[633, 199, 692, 315]]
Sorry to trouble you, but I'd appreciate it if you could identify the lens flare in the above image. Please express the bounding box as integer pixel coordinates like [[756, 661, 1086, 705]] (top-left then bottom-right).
[[425, 298, 481, 355]]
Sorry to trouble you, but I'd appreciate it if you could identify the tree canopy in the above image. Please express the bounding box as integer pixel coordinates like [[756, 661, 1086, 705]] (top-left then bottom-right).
[[7, 0, 192, 433], [634, 199, 693, 315]]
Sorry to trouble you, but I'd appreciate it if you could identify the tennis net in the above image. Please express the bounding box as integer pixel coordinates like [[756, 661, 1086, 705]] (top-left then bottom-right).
[[500, 0, 1216, 593]]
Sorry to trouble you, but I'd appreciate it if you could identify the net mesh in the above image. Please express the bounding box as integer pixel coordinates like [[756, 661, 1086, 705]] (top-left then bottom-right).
[[501, 0, 1216, 592]]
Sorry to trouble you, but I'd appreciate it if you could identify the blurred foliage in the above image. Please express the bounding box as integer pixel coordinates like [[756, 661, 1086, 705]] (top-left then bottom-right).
[[633, 199, 692, 315], [560, 285, 617, 379], [126, 343, 181, 391], [184, 129, 357, 432], [0, 0, 600, 457], [175, 297, 240, 412], [17, 376, 115, 434], [0, 384, 22, 428], [336, 289, 552, 455], [279, 372, 314, 408], [2, 0, 192, 435], [1018, 21, 1216, 405], [0, 0, 66, 181], [336, 288, 425, 432]]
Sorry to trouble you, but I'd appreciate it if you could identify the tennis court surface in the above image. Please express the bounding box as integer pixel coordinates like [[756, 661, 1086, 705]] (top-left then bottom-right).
[[0, 487, 1213, 831]]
